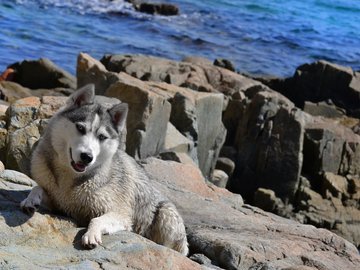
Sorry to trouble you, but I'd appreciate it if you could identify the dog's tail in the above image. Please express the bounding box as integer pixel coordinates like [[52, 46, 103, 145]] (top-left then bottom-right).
[[149, 201, 189, 256]]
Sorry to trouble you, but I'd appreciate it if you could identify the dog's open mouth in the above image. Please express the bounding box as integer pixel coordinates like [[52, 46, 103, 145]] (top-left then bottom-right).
[[69, 148, 87, 173]]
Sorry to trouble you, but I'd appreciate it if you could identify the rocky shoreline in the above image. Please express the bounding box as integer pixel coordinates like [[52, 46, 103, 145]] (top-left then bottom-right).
[[0, 53, 359, 269]]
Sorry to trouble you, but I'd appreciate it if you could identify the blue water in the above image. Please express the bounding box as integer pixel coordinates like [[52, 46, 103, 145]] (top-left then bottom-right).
[[0, 0, 359, 77]]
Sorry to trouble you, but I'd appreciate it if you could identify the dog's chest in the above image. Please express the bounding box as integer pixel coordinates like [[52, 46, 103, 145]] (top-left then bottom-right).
[[54, 182, 116, 224]]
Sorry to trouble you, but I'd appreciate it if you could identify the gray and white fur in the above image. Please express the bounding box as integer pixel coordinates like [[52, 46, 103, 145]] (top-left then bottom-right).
[[20, 84, 189, 255]]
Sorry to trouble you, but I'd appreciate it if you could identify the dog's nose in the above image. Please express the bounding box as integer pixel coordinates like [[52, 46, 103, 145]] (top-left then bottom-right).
[[80, 152, 93, 164]]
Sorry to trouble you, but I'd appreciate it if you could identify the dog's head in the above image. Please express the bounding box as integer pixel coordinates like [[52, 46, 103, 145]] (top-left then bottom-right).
[[51, 84, 128, 174]]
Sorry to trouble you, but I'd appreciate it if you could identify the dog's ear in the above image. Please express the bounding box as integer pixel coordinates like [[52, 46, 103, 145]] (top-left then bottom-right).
[[67, 84, 95, 107], [109, 103, 128, 132]]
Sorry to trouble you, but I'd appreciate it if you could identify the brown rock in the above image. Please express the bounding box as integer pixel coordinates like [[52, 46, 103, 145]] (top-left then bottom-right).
[[77, 52, 121, 95], [143, 158, 359, 270], [105, 73, 171, 159], [100, 54, 264, 96]]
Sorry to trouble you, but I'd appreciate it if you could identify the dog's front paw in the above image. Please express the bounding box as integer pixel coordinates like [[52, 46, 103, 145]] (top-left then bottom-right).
[[20, 196, 40, 215], [20, 186, 44, 215], [82, 228, 102, 249]]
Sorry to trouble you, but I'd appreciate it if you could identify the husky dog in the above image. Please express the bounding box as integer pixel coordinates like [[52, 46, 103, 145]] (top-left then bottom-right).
[[20, 84, 189, 255]]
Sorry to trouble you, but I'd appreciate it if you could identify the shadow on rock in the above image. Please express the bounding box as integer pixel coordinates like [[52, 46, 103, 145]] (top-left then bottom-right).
[[0, 188, 32, 227], [72, 228, 88, 250]]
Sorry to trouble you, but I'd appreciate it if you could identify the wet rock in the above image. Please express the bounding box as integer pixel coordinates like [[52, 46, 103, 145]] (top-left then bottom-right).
[[213, 58, 236, 72], [8, 58, 76, 90], [137, 3, 179, 16]]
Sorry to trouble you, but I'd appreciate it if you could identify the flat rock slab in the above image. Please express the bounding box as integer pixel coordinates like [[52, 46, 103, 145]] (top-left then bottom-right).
[[0, 161, 359, 270], [0, 170, 200, 270], [142, 158, 360, 270]]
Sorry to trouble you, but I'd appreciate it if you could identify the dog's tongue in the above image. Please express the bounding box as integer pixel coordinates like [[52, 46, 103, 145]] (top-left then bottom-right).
[[72, 161, 86, 172]]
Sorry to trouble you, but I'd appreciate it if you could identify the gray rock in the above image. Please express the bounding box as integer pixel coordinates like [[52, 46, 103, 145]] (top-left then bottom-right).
[[210, 169, 229, 188], [230, 90, 305, 203], [213, 58, 236, 72], [77, 52, 122, 95], [105, 73, 171, 159], [215, 157, 235, 179], [100, 54, 264, 96], [8, 58, 76, 90], [0, 161, 4, 173], [253, 188, 285, 213], [142, 158, 360, 270], [304, 101, 345, 118], [163, 122, 194, 154], [268, 60, 360, 117]]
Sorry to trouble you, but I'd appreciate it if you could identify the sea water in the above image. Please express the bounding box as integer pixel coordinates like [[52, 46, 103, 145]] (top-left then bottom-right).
[[0, 0, 359, 77]]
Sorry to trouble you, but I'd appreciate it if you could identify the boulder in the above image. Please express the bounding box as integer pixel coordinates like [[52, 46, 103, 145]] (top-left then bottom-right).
[[8, 58, 76, 90], [0, 160, 4, 173], [265, 60, 360, 117], [215, 157, 235, 179], [0, 81, 33, 103], [0, 171, 200, 270], [4, 96, 68, 174], [137, 3, 179, 16], [77, 52, 121, 95], [303, 117, 360, 177], [210, 169, 228, 188], [296, 185, 360, 247], [105, 73, 171, 159], [142, 158, 360, 270], [213, 58, 236, 72], [230, 90, 305, 202], [104, 72, 225, 177], [100, 54, 264, 96]]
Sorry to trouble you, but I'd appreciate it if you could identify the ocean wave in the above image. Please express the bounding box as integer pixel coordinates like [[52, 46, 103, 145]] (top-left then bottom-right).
[[15, 0, 134, 15]]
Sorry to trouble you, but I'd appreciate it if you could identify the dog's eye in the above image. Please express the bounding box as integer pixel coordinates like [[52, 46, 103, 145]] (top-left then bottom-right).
[[76, 124, 86, 134], [98, 134, 107, 141]]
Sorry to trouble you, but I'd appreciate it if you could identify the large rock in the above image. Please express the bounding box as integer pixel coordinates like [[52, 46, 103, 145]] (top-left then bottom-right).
[[100, 54, 263, 95], [8, 58, 76, 90], [77, 52, 122, 95], [142, 158, 360, 270], [303, 117, 360, 177], [265, 60, 360, 117], [230, 90, 305, 202], [104, 71, 226, 177], [105, 73, 171, 159], [4, 96, 67, 174], [0, 170, 200, 270], [0, 153, 359, 269]]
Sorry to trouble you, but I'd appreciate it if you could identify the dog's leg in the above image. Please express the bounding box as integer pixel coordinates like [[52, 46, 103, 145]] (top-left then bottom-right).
[[20, 185, 50, 215], [82, 212, 132, 249], [150, 201, 189, 256]]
